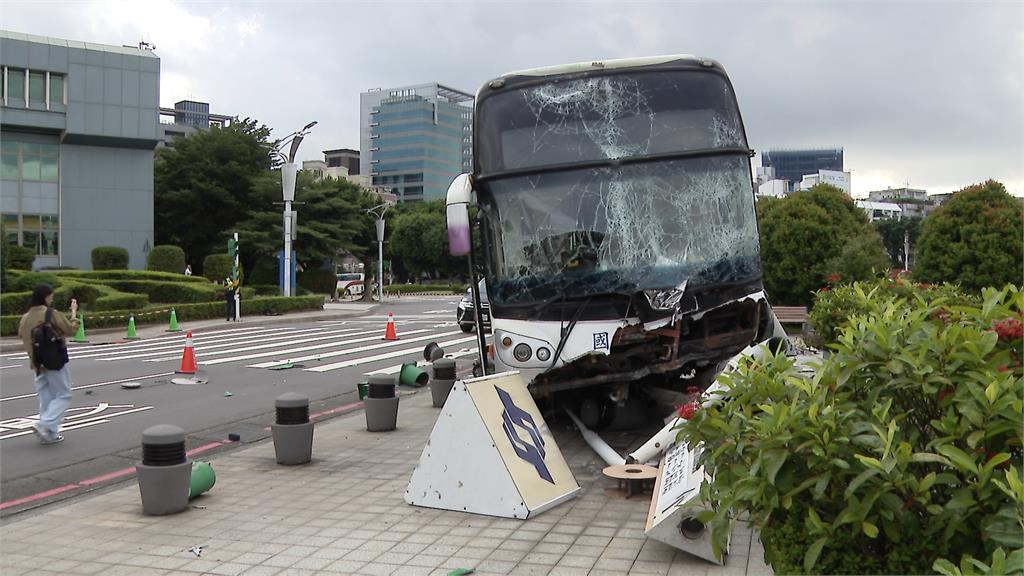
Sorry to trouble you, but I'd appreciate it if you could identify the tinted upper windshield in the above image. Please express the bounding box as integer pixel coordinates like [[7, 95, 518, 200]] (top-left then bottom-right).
[[476, 70, 746, 174], [479, 155, 760, 308]]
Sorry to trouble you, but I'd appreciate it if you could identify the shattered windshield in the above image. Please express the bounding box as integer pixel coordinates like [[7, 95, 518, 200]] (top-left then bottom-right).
[[476, 70, 746, 174], [480, 155, 760, 307]]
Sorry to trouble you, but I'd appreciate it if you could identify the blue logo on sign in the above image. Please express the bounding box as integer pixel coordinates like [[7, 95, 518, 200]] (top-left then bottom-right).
[[593, 332, 609, 350], [495, 385, 554, 484]]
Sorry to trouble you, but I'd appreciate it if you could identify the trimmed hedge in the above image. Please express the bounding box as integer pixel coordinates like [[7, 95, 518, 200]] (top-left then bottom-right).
[[7, 244, 36, 270], [102, 280, 220, 303], [0, 295, 324, 336], [1, 291, 32, 315], [93, 293, 151, 311], [11, 272, 62, 292], [53, 270, 211, 284], [385, 283, 467, 295], [251, 284, 281, 296], [91, 246, 129, 270], [146, 245, 186, 274]]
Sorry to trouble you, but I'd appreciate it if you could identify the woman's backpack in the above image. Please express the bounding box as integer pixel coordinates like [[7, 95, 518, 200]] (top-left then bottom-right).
[[31, 308, 69, 371]]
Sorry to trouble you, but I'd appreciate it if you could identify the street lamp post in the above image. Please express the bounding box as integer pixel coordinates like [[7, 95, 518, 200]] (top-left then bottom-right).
[[366, 203, 392, 302], [274, 121, 317, 297]]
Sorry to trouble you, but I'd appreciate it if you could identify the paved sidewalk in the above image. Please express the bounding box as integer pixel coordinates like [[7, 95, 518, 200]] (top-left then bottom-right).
[[0, 386, 772, 576]]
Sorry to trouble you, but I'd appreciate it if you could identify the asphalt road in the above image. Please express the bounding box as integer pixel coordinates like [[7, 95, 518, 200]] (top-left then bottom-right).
[[0, 297, 480, 514]]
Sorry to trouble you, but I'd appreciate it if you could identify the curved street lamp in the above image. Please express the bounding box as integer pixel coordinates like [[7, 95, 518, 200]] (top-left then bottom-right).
[[274, 121, 317, 296]]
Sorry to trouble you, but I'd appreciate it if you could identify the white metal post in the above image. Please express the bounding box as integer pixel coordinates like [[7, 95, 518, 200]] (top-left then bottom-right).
[[376, 218, 385, 302], [284, 202, 292, 297]]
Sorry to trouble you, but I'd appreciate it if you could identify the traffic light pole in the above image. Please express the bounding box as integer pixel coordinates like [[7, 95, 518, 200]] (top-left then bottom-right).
[[233, 232, 240, 321]]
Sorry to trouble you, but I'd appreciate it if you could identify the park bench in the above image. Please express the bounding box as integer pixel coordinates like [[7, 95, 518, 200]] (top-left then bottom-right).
[[773, 306, 808, 333]]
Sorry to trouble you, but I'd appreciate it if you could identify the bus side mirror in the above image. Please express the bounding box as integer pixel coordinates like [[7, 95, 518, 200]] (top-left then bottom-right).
[[446, 174, 473, 257]]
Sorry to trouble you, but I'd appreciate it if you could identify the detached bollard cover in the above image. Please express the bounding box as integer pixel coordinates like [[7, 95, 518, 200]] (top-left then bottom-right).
[[189, 461, 216, 499]]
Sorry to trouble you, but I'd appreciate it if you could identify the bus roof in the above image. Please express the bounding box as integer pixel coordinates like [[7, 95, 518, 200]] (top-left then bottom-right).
[[494, 54, 718, 81]]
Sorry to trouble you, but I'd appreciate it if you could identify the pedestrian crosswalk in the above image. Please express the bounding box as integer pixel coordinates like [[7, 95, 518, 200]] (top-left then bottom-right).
[[0, 322, 481, 376]]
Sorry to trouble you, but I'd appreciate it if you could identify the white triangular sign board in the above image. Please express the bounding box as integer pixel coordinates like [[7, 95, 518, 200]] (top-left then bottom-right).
[[645, 441, 727, 565], [405, 371, 580, 519]]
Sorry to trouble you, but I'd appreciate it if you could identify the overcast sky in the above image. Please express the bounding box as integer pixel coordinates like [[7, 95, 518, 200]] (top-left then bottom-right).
[[3, 1, 1022, 196]]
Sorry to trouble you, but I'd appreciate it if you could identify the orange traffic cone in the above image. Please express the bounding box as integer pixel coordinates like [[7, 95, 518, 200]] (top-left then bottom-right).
[[383, 312, 399, 341], [177, 331, 198, 374]]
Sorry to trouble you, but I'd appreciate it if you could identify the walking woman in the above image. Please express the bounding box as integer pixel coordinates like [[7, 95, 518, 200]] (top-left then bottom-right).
[[18, 284, 78, 445]]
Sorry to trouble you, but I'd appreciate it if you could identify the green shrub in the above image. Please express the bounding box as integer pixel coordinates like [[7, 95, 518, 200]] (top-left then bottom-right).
[[202, 253, 244, 284], [297, 268, 336, 295], [809, 276, 976, 348], [54, 270, 210, 284], [383, 284, 455, 294], [1, 291, 32, 315], [681, 285, 1023, 574], [91, 246, 129, 270], [12, 272, 63, 292], [247, 259, 279, 285], [93, 293, 150, 311], [146, 245, 186, 274], [251, 284, 281, 296], [1, 295, 324, 336], [7, 244, 36, 270], [103, 280, 220, 303], [52, 282, 103, 310]]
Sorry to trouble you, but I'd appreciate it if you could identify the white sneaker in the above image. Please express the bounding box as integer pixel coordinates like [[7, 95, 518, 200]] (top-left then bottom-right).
[[31, 423, 46, 442]]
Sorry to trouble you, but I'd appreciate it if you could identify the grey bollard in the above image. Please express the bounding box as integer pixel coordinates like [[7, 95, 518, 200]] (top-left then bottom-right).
[[271, 392, 313, 465], [365, 374, 399, 432], [430, 358, 457, 407], [136, 424, 191, 516]]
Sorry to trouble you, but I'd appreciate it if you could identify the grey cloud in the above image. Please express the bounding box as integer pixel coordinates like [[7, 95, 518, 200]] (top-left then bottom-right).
[[3, 0, 1021, 194]]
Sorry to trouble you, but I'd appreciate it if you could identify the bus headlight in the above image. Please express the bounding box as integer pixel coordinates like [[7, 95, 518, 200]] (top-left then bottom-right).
[[513, 343, 532, 362], [536, 347, 551, 362]]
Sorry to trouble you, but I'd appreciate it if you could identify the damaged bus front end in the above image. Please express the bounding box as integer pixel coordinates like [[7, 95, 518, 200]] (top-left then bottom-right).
[[447, 55, 786, 423]]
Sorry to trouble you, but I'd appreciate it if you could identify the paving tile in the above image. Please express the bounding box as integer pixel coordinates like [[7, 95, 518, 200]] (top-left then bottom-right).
[[239, 567, 283, 576]]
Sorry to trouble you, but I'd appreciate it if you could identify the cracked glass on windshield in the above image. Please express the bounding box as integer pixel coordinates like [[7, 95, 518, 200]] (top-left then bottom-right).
[[475, 70, 759, 308]]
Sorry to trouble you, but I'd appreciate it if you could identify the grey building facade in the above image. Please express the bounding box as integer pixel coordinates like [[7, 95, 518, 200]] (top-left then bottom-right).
[[324, 148, 359, 175], [1, 30, 158, 270], [360, 83, 473, 202], [761, 148, 844, 192]]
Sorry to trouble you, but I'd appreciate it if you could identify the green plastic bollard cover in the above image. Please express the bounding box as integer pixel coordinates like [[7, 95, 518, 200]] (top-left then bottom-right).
[[189, 461, 216, 499], [399, 363, 428, 387]]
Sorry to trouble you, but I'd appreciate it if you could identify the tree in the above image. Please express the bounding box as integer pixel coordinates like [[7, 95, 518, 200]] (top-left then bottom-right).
[[914, 179, 1023, 292], [823, 232, 892, 283], [234, 172, 380, 291], [154, 118, 274, 273], [757, 184, 886, 306], [874, 216, 922, 268]]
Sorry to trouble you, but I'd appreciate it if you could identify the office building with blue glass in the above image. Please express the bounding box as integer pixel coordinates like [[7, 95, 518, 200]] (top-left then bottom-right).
[[360, 83, 473, 202], [761, 148, 844, 191], [1, 30, 158, 270]]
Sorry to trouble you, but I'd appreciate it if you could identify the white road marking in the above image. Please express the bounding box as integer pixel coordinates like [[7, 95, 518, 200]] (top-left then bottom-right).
[[140, 326, 390, 364], [0, 405, 154, 440], [100, 327, 363, 362], [0, 364, 24, 370], [364, 348, 478, 375], [423, 310, 449, 314], [76, 327, 339, 361], [0, 373, 174, 402], [204, 328, 441, 367], [1, 325, 294, 362], [305, 335, 477, 373], [247, 330, 462, 368]]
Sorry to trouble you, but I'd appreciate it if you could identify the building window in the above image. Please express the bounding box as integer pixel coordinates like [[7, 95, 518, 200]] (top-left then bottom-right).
[[28, 71, 45, 104], [1, 214, 17, 243], [49, 73, 64, 105], [1, 142, 18, 180], [6, 67, 25, 103]]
